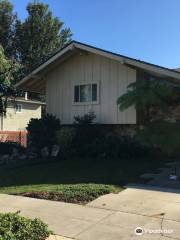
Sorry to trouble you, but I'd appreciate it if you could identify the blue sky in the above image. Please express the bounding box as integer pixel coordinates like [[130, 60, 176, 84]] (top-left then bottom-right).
[[11, 0, 180, 68]]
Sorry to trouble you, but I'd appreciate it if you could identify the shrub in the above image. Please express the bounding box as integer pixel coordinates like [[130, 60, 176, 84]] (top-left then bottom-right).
[[137, 121, 180, 156], [56, 127, 76, 157], [0, 142, 23, 155], [74, 111, 96, 125], [27, 114, 61, 149], [21, 184, 117, 204], [0, 212, 52, 240], [84, 133, 152, 159], [119, 136, 152, 158], [73, 112, 101, 156], [87, 133, 120, 159], [55, 112, 151, 159]]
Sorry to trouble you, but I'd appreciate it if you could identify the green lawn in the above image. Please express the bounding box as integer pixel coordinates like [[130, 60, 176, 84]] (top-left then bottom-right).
[[0, 156, 173, 203]]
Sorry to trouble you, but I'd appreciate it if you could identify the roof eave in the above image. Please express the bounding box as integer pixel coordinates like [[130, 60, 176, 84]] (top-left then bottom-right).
[[15, 41, 180, 89], [15, 42, 76, 89]]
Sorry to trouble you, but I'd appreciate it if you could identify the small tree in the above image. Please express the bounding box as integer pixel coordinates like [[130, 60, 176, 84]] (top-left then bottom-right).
[[0, 45, 20, 116], [117, 76, 180, 156], [0, 0, 17, 58], [117, 77, 174, 122], [0, 44, 20, 86], [15, 1, 72, 73]]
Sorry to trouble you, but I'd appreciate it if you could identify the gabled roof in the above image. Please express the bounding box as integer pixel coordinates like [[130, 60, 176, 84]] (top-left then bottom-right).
[[15, 41, 180, 92]]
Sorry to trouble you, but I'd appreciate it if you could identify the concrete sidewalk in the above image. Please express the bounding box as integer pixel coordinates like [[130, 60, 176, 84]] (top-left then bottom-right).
[[0, 187, 180, 239], [47, 235, 72, 240]]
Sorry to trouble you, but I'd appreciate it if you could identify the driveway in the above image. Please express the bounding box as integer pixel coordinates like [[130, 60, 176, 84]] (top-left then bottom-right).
[[0, 186, 180, 240]]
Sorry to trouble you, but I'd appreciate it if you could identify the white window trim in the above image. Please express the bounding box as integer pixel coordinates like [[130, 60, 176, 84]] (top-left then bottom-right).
[[15, 104, 22, 113], [72, 82, 100, 106]]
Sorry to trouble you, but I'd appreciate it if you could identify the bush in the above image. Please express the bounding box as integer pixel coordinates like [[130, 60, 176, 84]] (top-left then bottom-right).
[[87, 133, 151, 159], [137, 121, 180, 156], [27, 114, 61, 149], [0, 212, 52, 240], [85, 133, 120, 159], [0, 142, 23, 155], [73, 112, 101, 156], [56, 127, 76, 157], [74, 111, 96, 125], [21, 184, 117, 204], [55, 112, 151, 159]]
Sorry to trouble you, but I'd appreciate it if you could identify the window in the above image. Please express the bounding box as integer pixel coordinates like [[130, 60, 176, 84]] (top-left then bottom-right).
[[74, 83, 98, 104], [15, 104, 22, 113]]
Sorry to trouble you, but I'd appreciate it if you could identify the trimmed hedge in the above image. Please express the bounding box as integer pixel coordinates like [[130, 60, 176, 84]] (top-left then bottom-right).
[[0, 212, 52, 240]]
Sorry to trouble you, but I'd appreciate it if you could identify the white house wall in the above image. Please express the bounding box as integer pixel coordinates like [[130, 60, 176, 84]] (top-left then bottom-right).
[[2, 103, 41, 131], [46, 52, 136, 124]]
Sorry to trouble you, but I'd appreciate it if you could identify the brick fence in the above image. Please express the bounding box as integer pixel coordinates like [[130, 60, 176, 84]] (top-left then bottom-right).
[[0, 131, 27, 147]]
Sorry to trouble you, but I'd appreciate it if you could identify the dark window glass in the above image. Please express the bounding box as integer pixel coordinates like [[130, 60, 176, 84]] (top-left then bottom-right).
[[74, 85, 79, 102], [92, 84, 97, 101], [80, 84, 91, 102]]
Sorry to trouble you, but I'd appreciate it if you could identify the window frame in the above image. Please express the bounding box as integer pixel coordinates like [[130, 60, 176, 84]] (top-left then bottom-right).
[[73, 82, 99, 105], [15, 104, 22, 113]]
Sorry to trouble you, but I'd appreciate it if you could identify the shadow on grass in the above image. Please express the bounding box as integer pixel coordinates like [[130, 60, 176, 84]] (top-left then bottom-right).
[[0, 156, 173, 188]]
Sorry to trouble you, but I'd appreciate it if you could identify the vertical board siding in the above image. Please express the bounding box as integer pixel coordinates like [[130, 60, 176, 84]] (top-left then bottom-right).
[[46, 52, 136, 124], [126, 67, 137, 123], [92, 54, 101, 122], [100, 57, 110, 123], [117, 64, 126, 123]]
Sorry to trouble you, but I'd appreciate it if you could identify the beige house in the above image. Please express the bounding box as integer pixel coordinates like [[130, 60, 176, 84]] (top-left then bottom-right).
[[1, 96, 44, 131], [15, 41, 180, 125]]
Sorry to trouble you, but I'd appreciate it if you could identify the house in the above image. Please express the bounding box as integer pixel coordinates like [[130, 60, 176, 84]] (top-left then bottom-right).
[[15, 41, 180, 125], [0, 93, 44, 131]]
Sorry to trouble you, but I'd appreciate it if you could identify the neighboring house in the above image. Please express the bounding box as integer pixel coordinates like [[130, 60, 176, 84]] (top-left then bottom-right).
[[0, 94, 44, 131], [15, 41, 180, 125]]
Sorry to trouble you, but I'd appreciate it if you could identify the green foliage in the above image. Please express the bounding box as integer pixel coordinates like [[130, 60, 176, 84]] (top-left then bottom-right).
[[58, 112, 151, 159], [0, 45, 21, 86], [0, 85, 16, 116], [15, 1, 72, 73], [0, 0, 72, 77], [86, 133, 152, 159], [74, 111, 96, 125], [20, 184, 118, 204], [73, 112, 99, 156], [0, 45, 20, 115], [0, 211, 51, 240], [0, 0, 17, 58], [56, 127, 76, 157], [117, 77, 179, 156], [27, 114, 61, 149], [137, 122, 180, 156], [61, 113, 151, 159], [117, 78, 174, 121]]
